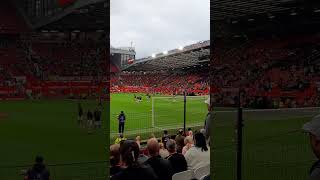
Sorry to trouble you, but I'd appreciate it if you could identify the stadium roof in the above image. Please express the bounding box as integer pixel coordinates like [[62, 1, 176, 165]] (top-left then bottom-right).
[[13, 0, 107, 31], [212, 0, 320, 21], [125, 40, 210, 71], [213, 0, 320, 38]]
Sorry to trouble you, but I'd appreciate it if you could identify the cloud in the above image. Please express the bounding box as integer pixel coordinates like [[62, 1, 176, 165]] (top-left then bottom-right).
[[111, 0, 209, 58]]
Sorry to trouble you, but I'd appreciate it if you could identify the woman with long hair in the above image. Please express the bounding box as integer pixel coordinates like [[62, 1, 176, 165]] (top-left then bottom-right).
[[184, 132, 210, 170]]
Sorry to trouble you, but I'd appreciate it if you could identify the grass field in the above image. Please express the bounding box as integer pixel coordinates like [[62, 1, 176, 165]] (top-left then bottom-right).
[[212, 107, 319, 180], [1, 93, 318, 180], [0, 99, 108, 180], [110, 93, 208, 139]]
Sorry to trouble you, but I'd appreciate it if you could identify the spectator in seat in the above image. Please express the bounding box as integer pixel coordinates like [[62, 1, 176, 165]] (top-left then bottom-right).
[[175, 129, 185, 153], [114, 133, 126, 144], [159, 142, 169, 158], [111, 140, 158, 180], [303, 114, 320, 180], [165, 139, 187, 174], [110, 144, 122, 176], [187, 128, 193, 139], [184, 132, 210, 170], [24, 156, 50, 180], [182, 136, 194, 155], [162, 130, 170, 148], [145, 138, 174, 180], [136, 136, 141, 148]]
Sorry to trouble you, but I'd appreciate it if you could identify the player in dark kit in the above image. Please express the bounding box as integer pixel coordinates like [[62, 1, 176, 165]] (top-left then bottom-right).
[[118, 111, 126, 134], [87, 110, 94, 133], [94, 108, 102, 129], [78, 103, 83, 127]]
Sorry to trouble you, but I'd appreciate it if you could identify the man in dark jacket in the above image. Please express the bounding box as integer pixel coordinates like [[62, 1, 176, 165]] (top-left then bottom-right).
[[165, 139, 187, 174], [145, 138, 174, 180], [24, 156, 50, 180], [118, 111, 126, 134]]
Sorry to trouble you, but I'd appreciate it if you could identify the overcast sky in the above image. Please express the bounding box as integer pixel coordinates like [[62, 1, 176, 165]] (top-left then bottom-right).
[[110, 0, 209, 59]]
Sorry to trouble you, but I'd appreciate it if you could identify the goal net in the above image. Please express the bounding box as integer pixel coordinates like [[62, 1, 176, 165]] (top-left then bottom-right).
[[152, 95, 208, 129]]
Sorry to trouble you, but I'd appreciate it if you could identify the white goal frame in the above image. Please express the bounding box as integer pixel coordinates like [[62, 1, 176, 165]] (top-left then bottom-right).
[[151, 95, 208, 128]]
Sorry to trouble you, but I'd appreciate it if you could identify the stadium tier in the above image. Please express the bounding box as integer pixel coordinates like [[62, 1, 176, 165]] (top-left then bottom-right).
[[0, 1, 108, 179]]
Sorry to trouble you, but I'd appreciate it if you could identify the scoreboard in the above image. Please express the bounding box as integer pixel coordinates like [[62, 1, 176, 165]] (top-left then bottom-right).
[[111, 47, 136, 69]]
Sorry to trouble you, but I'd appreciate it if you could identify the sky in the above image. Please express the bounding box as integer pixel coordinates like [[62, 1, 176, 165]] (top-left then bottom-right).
[[110, 0, 210, 59]]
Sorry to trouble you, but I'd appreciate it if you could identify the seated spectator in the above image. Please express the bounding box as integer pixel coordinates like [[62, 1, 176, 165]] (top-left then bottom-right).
[[175, 129, 185, 153], [184, 133, 210, 170], [111, 140, 158, 180], [136, 136, 141, 148], [110, 144, 122, 176], [165, 139, 187, 174], [159, 143, 169, 158], [187, 128, 193, 139], [114, 133, 126, 144], [145, 138, 174, 180], [24, 156, 50, 180], [182, 136, 194, 155], [162, 130, 170, 148]]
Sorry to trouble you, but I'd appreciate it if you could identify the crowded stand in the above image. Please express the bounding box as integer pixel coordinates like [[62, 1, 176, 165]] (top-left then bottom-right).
[[110, 129, 210, 180], [0, 35, 107, 99], [111, 68, 209, 96], [212, 34, 320, 108]]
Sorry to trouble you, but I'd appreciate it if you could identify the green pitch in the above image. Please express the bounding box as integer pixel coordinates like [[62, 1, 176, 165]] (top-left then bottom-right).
[[110, 93, 208, 138], [0, 99, 108, 180], [212, 108, 318, 180]]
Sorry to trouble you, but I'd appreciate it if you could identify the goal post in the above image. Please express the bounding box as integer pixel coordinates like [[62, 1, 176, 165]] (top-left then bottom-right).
[[151, 95, 208, 129]]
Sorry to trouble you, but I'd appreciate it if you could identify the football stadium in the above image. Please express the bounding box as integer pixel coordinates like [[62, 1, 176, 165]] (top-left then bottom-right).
[[0, 0, 108, 179], [110, 41, 210, 138]]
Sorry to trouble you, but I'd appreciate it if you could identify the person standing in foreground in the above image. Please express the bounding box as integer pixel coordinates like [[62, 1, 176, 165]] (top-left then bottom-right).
[[24, 156, 50, 180], [118, 111, 126, 134], [204, 97, 212, 144], [303, 114, 320, 180]]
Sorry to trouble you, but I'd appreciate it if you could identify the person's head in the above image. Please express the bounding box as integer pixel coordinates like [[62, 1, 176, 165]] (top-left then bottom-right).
[[184, 136, 193, 145], [147, 138, 159, 157], [188, 131, 193, 137], [110, 144, 120, 166], [35, 156, 44, 164], [194, 132, 208, 152], [178, 129, 183, 135], [200, 129, 206, 135], [121, 111, 124, 114], [303, 114, 320, 158], [188, 128, 192, 131], [119, 140, 140, 168], [164, 130, 168, 135], [136, 136, 141, 142], [166, 139, 177, 154], [159, 142, 165, 149]]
